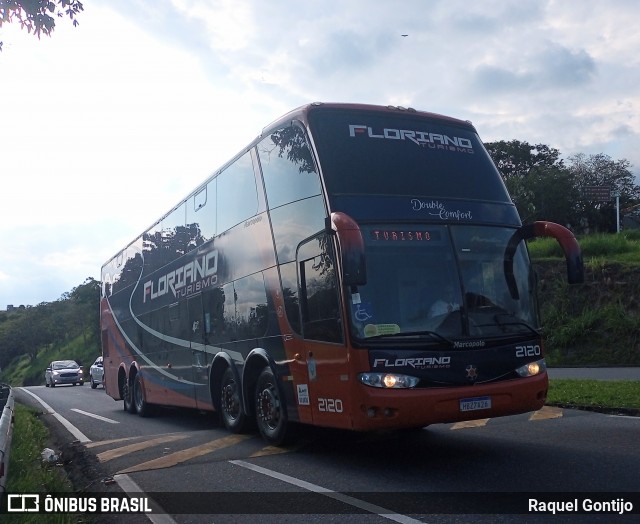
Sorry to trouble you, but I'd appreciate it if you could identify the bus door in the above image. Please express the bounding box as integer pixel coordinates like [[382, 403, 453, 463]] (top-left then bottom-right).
[[297, 234, 351, 428], [188, 293, 212, 409]]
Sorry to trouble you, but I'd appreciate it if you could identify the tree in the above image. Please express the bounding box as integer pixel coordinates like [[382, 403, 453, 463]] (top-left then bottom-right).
[[0, 277, 101, 372], [484, 140, 576, 226], [485, 140, 640, 233], [569, 153, 640, 232], [484, 140, 564, 180], [68, 277, 101, 347], [15, 302, 54, 363], [0, 0, 83, 51], [519, 165, 581, 227]]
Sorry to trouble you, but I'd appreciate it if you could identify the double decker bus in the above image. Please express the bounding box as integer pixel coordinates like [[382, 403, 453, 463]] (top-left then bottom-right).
[[100, 103, 583, 445]]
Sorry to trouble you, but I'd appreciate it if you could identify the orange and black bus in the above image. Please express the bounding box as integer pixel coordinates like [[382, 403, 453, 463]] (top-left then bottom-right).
[[100, 102, 583, 445]]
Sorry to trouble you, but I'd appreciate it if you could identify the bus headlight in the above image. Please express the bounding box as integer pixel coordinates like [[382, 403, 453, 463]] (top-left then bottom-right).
[[515, 359, 546, 377], [358, 373, 419, 388]]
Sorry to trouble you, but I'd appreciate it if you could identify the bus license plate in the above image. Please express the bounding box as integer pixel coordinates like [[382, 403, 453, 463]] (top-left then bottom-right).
[[459, 396, 492, 412]]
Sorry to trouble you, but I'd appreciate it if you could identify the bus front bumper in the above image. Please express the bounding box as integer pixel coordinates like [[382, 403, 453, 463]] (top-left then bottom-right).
[[349, 372, 548, 431]]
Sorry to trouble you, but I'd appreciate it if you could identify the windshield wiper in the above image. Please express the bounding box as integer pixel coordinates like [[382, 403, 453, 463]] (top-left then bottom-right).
[[493, 313, 540, 336], [364, 330, 453, 346]]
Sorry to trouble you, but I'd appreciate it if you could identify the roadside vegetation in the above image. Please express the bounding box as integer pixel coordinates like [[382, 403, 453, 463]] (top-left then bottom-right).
[[1, 335, 98, 389], [528, 229, 640, 261], [4, 405, 75, 524], [0, 278, 101, 387], [529, 230, 640, 367]]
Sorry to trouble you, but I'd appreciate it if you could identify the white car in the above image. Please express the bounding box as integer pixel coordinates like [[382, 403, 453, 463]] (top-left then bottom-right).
[[45, 360, 84, 387], [89, 356, 104, 389]]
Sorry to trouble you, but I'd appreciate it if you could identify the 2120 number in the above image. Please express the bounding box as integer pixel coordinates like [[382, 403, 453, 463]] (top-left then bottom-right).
[[318, 398, 344, 413], [515, 344, 541, 357]]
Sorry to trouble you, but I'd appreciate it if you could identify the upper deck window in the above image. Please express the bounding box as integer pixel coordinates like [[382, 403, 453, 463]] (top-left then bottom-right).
[[217, 151, 259, 233], [308, 110, 510, 203], [257, 125, 322, 209]]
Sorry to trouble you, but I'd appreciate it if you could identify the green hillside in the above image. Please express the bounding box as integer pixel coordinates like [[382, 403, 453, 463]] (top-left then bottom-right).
[[1, 334, 99, 387], [0, 278, 100, 387], [530, 231, 640, 366]]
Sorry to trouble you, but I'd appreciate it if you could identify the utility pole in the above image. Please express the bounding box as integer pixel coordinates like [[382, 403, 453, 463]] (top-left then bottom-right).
[[612, 190, 621, 233]]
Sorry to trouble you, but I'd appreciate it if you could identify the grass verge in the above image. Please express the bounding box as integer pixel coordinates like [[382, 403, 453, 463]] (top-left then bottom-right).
[[527, 230, 640, 260], [547, 379, 640, 414], [5, 404, 75, 524]]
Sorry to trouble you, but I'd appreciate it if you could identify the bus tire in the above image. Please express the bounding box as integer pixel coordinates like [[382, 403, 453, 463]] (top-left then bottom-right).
[[133, 374, 153, 417], [123, 378, 136, 414], [220, 367, 249, 433], [255, 367, 288, 446]]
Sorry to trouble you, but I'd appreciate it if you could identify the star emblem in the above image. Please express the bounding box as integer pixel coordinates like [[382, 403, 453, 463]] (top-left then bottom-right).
[[466, 364, 478, 381]]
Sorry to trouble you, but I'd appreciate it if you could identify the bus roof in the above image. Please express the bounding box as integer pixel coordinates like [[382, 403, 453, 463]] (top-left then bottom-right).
[[261, 102, 476, 137]]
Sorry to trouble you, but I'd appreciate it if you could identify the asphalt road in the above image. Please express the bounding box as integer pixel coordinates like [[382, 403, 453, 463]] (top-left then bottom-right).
[[11, 378, 640, 524]]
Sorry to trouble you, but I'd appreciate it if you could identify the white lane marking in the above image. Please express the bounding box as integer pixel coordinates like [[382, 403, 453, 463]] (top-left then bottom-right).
[[230, 460, 426, 524], [70, 408, 119, 424], [113, 474, 179, 524], [18, 387, 91, 443]]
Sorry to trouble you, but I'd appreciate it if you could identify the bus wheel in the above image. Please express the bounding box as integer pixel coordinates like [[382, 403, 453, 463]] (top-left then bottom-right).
[[134, 374, 153, 417], [255, 367, 288, 446], [220, 367, 248, 432], [123, 379, 136, 414]]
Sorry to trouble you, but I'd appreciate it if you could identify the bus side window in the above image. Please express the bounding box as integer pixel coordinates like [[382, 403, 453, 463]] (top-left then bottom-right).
[[187, 182, 216, 248], [297, 234, 343, 343], [234, 273, 269, 340], [163, 203, 186, 263], [203, 286, 235, 344], [279, 261, 302, 335], [257, 125, 321, 209], [142, 221, 164, 278], [217, 152, 258, 234]]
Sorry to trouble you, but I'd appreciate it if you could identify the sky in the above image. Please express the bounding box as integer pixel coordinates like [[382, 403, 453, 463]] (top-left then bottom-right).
[[1, 0, 639, 307]]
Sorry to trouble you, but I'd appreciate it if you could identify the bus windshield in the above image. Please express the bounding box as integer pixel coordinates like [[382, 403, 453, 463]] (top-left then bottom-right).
[[349, 224, 539, 342]]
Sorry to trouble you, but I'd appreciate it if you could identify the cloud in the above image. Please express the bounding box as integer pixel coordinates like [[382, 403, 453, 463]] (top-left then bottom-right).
[[472, 42, 595, 97], [473, 66, 532, 93], [306, 29, 398, 78], [538, 44, 596, 87], [2, 0, 640, 306], [447, 0, 544, 34]]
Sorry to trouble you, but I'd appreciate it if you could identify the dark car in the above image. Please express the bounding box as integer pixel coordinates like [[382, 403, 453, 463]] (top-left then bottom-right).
[[89, 356, 104, 389], [45, 360, 84, 387]]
